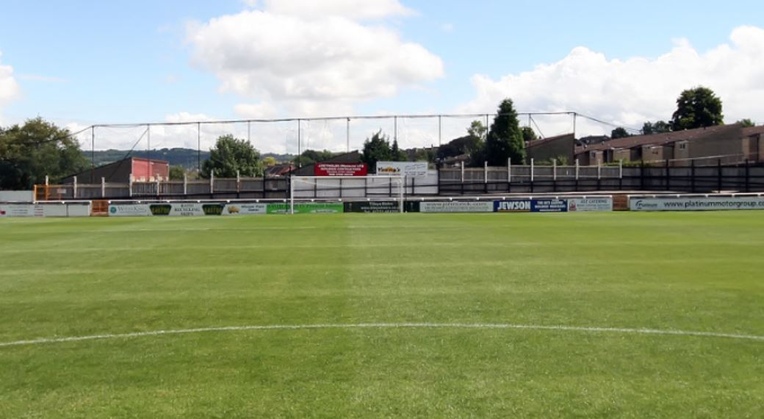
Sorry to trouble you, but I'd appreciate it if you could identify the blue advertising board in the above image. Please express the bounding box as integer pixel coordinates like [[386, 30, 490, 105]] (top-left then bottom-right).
[[494, 200, 532, 212], [531, 199, 568, 213], [494, 199, 569, 213]]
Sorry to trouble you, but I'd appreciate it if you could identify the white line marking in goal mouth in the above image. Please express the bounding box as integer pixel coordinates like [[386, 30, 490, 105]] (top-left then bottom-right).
[[1, 323, 762, 348]]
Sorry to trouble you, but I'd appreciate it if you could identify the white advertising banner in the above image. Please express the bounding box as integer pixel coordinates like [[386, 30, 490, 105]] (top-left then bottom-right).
[[222, 203, 267, 215], [109, 204, 153, 217], [169, 203, 206, 216], [630, 196, 764, 211], [420, 201, 494, 213], [567, 197, 613, 212], [1, 203, 90, 217], [0, 204, 36, 217], [376, 161, 429, 177]]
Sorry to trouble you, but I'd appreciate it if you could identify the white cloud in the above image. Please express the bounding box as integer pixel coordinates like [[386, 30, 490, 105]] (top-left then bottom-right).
[[186, 0, 442, 118], [458, 25, 764, 137], [0, 52, 21, 122], [249, 0, 413, 21]]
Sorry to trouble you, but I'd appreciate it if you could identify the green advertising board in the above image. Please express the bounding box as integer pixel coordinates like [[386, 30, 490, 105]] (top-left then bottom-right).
[[266, 202, 345, 214]]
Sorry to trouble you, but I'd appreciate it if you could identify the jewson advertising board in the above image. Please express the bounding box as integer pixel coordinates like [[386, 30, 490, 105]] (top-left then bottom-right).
[[494, 200, 532, 212], [420, 201, 494, 213], [567, 197, 613, 212], [630, 196, 764, 211]]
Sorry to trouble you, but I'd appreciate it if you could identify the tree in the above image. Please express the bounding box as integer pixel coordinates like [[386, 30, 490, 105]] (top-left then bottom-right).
[[262, 156, 278, 167], [737, 118, 756, 128], [642, 120, 671, 135], [671, 86, 724, 131], [521, 126, 538, 143], [467, 120, 487, 141], [201, 134, 262, 178], [361, 130, 393, 172], [484, 98, 525, 165], [0, 117, 88, 190], [391, 138, 407, 161], [294, 149, 334, 167], [169, 165, 186, 180], [610, 127, 632, 139], [414, 148, 436, 163]]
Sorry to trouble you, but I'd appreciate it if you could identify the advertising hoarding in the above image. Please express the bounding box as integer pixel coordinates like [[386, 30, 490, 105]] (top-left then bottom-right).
[[344, 201, 401, 213], [567, 197, 613, 212], [630, 196, 764, 211], [266, 203, 344, 214], [375, 161, 428, 177], [314, 163, 368, 177], [420, 201, 494, 213]]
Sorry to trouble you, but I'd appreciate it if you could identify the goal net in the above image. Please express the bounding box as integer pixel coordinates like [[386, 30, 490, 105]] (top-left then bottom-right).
[[289, 175, 405, 214]]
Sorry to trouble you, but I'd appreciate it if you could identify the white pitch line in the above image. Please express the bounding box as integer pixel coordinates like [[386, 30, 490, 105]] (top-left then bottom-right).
[[1, 323, 762, 348]]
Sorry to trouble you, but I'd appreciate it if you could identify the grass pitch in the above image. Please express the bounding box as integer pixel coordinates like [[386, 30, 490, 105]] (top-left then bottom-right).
[[0, 212, 762, 418]]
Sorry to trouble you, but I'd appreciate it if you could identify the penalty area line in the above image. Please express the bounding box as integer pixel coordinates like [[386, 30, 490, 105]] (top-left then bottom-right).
[[1, 323, 762, 348]]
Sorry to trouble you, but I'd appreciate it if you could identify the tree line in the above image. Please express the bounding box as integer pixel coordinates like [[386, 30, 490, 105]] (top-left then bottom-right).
[[1, 87, 756, 189], [609, 86, 755, 139]]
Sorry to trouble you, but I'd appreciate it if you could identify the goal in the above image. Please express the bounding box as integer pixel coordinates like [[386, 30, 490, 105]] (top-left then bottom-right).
[[289, 175, 405, 214]]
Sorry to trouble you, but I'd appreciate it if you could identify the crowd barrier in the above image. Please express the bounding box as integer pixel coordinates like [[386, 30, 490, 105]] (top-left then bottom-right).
[[5, 194, 764, 217], [101, 197, 614, 216]]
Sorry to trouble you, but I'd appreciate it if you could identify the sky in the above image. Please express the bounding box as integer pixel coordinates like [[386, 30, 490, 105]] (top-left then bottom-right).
[[1, 0, 763, 154]]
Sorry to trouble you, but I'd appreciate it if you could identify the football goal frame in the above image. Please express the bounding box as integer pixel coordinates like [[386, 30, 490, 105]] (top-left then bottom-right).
[[289, 175, 406, 214]]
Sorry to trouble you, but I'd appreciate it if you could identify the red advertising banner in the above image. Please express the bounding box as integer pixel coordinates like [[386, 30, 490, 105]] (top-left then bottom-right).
[[314, 163, 368, 176]]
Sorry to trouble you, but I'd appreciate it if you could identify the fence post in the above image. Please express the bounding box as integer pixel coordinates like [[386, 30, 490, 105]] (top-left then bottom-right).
[[575, 159, 580, 190], [484, 161, 488, 193], [183, 173, 188, 196], [531, 159, 535, 182], [210, 171, 215, 195], [618, 160, 623, 190], [690, 159, 695, 192], [461, 161, 465, 183], [665, 159, 670, 191], [73, 176, 78, 199], [745, 159, 750, 192], [553, 159, 557, 181], [575, 159, 579, 180], [236, 170, 241, 194], [129, 174, 133, 198], [101, 177, 106, 198], [156, 177, 161, 198], [717, 158, 722, 192]]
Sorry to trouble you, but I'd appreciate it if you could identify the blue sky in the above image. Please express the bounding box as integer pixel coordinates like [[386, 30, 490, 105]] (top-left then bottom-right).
[[1, 0, 762, 152]]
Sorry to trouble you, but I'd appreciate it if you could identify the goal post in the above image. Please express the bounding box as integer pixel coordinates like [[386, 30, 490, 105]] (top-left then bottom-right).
[[289, 175, 405, 214]]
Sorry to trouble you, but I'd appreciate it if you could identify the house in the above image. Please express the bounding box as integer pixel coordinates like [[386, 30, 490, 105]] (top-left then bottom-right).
[[526, 133, 575, 164], [61, 157, 170, 184], [574, 123, 755, 166], [264, 163, 295, 178]]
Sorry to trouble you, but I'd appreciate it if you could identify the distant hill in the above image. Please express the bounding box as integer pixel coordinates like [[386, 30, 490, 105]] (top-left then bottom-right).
[[85, 148, 295, 169]]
